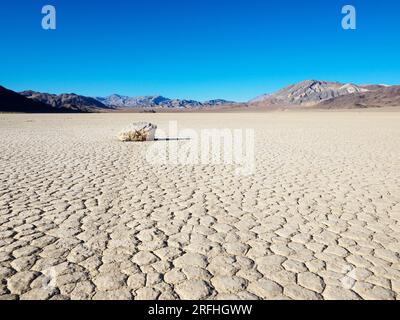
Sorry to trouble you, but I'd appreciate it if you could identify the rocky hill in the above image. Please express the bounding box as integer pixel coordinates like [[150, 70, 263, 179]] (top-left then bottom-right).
[[20, 91, 110, 112], [250, 80, 369, 106], [0, 86, 77, 113], [317, 85, 400, 109]]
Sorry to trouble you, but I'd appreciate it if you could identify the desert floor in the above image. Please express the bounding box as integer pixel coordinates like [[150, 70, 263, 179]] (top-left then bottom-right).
[[0, 111, 399, 300]]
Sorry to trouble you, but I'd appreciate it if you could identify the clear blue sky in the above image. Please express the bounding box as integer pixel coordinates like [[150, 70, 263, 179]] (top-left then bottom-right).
[[1, 0, 399, 101]]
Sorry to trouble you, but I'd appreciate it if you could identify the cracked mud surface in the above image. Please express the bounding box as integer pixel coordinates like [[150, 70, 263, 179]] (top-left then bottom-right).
[[0, 112, 399, 300]]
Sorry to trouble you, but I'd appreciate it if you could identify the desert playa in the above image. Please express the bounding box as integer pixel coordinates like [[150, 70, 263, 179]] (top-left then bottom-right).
[[0, 111, 400, 300]]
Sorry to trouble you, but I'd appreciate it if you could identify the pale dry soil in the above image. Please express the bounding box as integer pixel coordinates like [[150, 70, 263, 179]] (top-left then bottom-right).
[[0, 112, 399, 300]]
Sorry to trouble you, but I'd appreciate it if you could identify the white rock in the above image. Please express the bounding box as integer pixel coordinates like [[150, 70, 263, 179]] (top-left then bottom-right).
[[118, 122, 157, 142]]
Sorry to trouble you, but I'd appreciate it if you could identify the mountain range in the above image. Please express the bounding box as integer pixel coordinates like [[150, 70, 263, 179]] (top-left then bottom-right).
[[248, 80, 400, 109], [250, 80, 368, 106], [317, 85, 400, 109], [1, 80, 399, 113], [0, 86, 78, 113], [95, 94, 235, 109], [20, 91, 112, 112]]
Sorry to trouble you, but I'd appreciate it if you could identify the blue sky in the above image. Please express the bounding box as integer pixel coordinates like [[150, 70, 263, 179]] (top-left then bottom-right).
[[1, 0, 399, 101]]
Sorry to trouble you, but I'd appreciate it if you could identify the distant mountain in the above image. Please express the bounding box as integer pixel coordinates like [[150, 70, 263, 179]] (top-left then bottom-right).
[[96, 94, 235, 109], [317, 85, 400, 109], [21, 91, 110, 112], [203, 99, 236, 106], [96, 94, 170, 108], [0, 86, 76, 113], [248, 80, 400, 109], [250, 80, 368, 106], [162, 99, 203, 108]]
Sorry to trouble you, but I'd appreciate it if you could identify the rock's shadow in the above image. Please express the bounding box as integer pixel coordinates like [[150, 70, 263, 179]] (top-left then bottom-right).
[[155, 138, 191, 141]]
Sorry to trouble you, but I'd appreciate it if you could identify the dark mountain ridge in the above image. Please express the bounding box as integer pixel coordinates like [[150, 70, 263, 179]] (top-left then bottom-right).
[[0, 86, 77, 113], [20, 91, 110, 112]]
